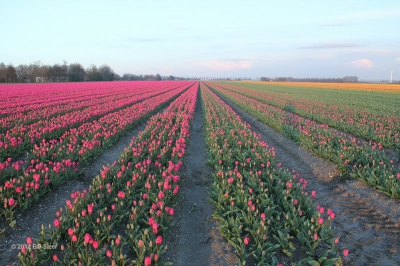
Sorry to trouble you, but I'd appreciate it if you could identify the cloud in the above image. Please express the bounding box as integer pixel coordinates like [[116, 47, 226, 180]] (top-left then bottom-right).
[[351, 59, 374, 69], [199, 60, 252, 70], [396, 57, 400, 62], [219, 58, 250, 62], [300, 42, 362, 49]]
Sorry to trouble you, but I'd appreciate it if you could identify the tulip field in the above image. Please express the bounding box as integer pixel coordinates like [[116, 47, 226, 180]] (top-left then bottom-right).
[[0, 81, 399, 265], [202, 85, 341, 265], [206, 82, 400, 198]]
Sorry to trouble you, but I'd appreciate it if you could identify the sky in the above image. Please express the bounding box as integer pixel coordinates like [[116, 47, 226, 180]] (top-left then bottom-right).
[[1, 0, 400, 80]]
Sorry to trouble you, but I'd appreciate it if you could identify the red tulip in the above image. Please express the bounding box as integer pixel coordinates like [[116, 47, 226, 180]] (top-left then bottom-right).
[[8, 198, 15, 206], [156, 235, 162, 245], [106, 249, 112, 258], [144, 256, 152, 266], [53, 219, 60, 227]]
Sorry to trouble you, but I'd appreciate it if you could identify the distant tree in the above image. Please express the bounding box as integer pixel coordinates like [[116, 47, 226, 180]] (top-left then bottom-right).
[[260, 77, 267, 81], [143, 74, 155, 80], [155, 73, 161, 81], [98, 64, 115, 81], [47, 64, 64, 81], [68, 63, 85, 82], [343, 76, 358, 83], [122, 73, 133, 80], [86, 64, 103, 81], [6, 64, 17, 83], [27, 61, 49, 82], [16, 64, 30, 82], [62, 60, 68, 76], [0, 62, 6, 82], [167, 75, 175, 80]]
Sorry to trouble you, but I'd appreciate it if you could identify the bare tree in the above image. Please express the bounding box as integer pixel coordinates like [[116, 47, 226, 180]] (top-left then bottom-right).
[[98, 64, 115, 81], [86, 64, 103, 81], [68, 63, 85, 82], [0, 62, 6, 82], [6, 65, 17, 83], [16, 64, 30, 82]]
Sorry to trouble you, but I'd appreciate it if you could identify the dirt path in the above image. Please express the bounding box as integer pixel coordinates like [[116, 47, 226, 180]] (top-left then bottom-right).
[[0, 118, 153, 265], [215, 92, 400, 266], [163, 91, 238, 266]]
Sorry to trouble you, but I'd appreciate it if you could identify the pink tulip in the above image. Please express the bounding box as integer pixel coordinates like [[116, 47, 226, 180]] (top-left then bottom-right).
[[53, 219, 60, 227], [8, 198, 15, 206], [144, 257, 152, 266], [106, 249, 112, 258]]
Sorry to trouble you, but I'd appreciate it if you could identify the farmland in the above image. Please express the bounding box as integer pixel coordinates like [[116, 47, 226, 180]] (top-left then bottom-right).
[[0, 81, 399, 265]]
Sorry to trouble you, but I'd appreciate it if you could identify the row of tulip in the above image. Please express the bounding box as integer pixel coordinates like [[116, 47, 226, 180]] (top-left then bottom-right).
[[0, 82, 190, 161], [207, 83, 400, 198], [0, 82, 188, 182], [201, 84, 343, 265], [0, 84, 192, 227], [17, 83, 198, 265], [0, 83, 95, 114], [209, 82, 400, 154], [0, 82, 179, 115], [0, 84, 163, 132]]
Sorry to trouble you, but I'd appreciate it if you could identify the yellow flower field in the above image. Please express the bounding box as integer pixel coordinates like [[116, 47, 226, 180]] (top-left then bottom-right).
[[245, 81, 400, 93]]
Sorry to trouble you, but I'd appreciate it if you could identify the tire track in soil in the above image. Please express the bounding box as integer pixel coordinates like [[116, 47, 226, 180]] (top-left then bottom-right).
[[214, 90, 400, 266], [163, 90, 238, 266], [0, 107, 168, 265]]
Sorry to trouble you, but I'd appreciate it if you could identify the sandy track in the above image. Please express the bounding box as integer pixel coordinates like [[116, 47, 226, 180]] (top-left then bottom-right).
[[163, 90, 238, 266]]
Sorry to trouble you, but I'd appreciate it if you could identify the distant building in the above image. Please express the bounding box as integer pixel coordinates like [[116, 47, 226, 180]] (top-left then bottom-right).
[[51, 76, 69, 82], [36, 76, 48, 83], [36, 76, 69, 82]]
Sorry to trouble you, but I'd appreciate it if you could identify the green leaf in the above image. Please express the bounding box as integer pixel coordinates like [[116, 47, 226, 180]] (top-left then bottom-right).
[[308, 260, 320, 266], [282, 249, 293, 257], [322, 258, 342, 266], [318, 257, 328, 263], [349, 173, 357, 179]]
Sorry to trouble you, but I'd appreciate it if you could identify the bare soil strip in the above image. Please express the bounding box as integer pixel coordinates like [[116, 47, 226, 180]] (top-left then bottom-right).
[[163, 91, 238, 266], [0, 115, 158, 265], [215, 91, 400, 266]]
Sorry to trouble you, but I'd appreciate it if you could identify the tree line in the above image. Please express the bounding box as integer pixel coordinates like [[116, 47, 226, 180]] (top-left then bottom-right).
[[0, 61, 167, 83], [0, 61, 115, 83]]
